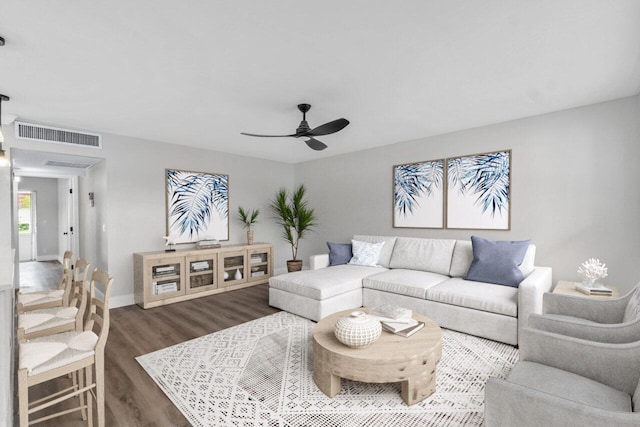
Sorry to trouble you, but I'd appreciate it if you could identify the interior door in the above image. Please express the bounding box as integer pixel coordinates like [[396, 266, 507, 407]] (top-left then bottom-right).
[[61, 177, 80, 257]]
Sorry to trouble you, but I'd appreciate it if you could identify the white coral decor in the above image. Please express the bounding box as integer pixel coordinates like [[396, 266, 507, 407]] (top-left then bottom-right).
[[577, 258, 608, 284]]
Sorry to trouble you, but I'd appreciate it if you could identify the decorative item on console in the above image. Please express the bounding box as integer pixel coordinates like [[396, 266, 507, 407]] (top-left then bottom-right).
[[237, 206, 260, 245], [162, 233, 177, 252], [577, 258, 608, 288], [334, 310, 381, 348], [196, 238, 221, 249]]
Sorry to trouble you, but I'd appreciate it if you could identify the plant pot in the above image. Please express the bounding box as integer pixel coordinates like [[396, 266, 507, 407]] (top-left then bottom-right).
[[287, 260, 303, 272], [247, 230, 254, 245]]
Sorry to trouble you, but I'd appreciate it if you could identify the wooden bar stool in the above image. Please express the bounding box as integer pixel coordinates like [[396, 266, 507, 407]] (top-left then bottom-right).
[[17, 259, 91, 341], [18, 268, 113, 427], [17, 251, 74, 313]]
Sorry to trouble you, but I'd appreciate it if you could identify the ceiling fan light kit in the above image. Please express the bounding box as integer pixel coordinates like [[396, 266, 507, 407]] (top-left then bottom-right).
[[241, 104, 349, 151]]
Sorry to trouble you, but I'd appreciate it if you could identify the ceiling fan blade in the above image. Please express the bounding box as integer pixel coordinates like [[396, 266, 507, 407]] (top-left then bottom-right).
[[240, 132, 296, 138], [302, 118, 349, 137], [305, 138, 327, 151]]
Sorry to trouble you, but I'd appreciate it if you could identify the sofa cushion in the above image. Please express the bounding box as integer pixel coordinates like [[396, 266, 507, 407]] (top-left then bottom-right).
[[363, 269, 450, 299], [326, 242, 352, 266], [426, 277, 518, 317], [388, 237, 456, 275], [509, 361, 632, 412], [352, 235, 397, 268], [449, 240, 537, 278], [268, 264, 385, 300], [349, 240, 385, 267], [465, 236, 531, 287]]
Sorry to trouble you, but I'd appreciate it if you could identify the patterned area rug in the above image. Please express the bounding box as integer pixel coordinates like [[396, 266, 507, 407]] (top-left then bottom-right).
[[137, 311, 518, 426]]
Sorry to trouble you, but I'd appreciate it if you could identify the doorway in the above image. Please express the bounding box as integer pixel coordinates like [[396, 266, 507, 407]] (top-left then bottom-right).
[[11, 148, 104, 290]]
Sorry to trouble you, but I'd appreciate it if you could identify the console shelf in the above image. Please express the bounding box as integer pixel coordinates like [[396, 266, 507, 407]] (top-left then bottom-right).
[[133, 243, 273, 309]]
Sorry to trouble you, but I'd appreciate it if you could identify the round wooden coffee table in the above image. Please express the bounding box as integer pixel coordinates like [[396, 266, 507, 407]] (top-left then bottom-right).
[[312, 308, 442, 405]]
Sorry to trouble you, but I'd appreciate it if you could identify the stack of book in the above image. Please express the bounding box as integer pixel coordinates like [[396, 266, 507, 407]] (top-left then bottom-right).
[[153, 281, 178, 295], [574, 282, 613, 296], [370, 304, 425, 337], [196, 240, 221, 249], [191, 261, 210, 272]]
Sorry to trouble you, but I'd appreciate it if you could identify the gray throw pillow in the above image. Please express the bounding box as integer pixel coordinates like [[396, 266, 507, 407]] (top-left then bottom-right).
[[465, 236, 531, 287], [327, 242, 353, 266]]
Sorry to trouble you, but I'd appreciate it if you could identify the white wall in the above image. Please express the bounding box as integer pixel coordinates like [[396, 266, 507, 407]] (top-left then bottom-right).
[[295, 96, 640, 294], [79, 159, 108, 272], [0, 167, 12, 252]]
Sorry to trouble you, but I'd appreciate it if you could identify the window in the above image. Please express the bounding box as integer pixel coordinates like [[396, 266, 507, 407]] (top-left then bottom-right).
[[18, 192, 32, 234]]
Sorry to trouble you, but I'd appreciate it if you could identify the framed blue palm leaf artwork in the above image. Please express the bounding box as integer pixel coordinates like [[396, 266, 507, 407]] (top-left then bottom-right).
[[446, 150, 511, 230], [166, 169, 229, 244], [393, 159, 445, 228]]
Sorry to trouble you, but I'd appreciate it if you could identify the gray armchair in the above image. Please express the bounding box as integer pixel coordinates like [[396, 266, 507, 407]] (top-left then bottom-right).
[[527, 283, 640, 343], [485, 327, 640, 426]]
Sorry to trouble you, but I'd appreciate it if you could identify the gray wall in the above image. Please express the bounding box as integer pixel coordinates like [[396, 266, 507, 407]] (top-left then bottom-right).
[[17, 177, 59, 259], [295, 96, 640, 294], [2, 127, 295, 307], [99, 132, 295, 305]]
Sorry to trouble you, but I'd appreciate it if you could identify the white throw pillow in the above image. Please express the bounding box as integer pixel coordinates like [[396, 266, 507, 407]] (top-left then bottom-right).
[[349, 240, 385, 267]]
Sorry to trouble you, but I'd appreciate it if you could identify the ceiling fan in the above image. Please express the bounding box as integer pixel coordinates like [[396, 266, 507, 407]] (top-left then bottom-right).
[[241, 104, 349, 151]]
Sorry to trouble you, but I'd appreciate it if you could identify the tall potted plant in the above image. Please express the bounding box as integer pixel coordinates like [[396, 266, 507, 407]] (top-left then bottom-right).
[[270, 184, 316, 272], [236, 206, 259, 245]]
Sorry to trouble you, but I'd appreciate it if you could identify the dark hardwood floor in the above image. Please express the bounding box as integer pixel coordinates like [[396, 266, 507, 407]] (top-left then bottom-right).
[[25, 284, 280, 426], [19, 260, 63, 292]]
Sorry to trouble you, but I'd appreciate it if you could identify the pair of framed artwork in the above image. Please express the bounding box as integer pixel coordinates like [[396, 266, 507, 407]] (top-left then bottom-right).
[[393, 150, 511, 230], [164, 149, 511, 245]]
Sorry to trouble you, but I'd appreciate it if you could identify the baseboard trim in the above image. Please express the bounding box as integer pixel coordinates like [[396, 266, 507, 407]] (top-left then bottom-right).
[[109, 293, 136, 309], [35, 255, 58, 262]]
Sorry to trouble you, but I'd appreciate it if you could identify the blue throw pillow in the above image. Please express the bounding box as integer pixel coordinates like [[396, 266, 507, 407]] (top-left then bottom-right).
[[465, 236, 530, 287], [327, 242, 353, 266]]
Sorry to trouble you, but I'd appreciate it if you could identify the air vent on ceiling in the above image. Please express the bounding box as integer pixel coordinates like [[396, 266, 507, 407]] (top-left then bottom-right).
[[43, 160, 93, 169], [14, 121, 102, 149]]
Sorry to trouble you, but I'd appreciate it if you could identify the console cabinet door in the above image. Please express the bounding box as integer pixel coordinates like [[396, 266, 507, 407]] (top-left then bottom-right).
[[146, 257, 185, 302], [247, 247, 272, 283], [186, 253, 217, 294]]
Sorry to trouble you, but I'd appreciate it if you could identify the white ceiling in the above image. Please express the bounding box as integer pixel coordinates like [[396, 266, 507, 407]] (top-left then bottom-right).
[[11, 148, 103, 178], [1, 1, 639, 164]]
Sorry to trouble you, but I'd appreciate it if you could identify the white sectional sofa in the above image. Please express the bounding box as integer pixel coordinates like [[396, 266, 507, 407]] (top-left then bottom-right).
[[269, 235, 553, 346]]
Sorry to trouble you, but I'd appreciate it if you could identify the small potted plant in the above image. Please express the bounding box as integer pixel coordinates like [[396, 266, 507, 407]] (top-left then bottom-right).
[[237, 206, 259, 245], [270, 184, 316, 272]]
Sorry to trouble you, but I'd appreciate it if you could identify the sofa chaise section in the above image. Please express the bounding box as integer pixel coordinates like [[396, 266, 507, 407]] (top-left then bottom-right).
[[269, 264, 385, 321]]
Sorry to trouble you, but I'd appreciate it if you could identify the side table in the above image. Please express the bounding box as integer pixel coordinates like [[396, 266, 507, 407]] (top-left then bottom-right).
[[553, 280, 619, 299]]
